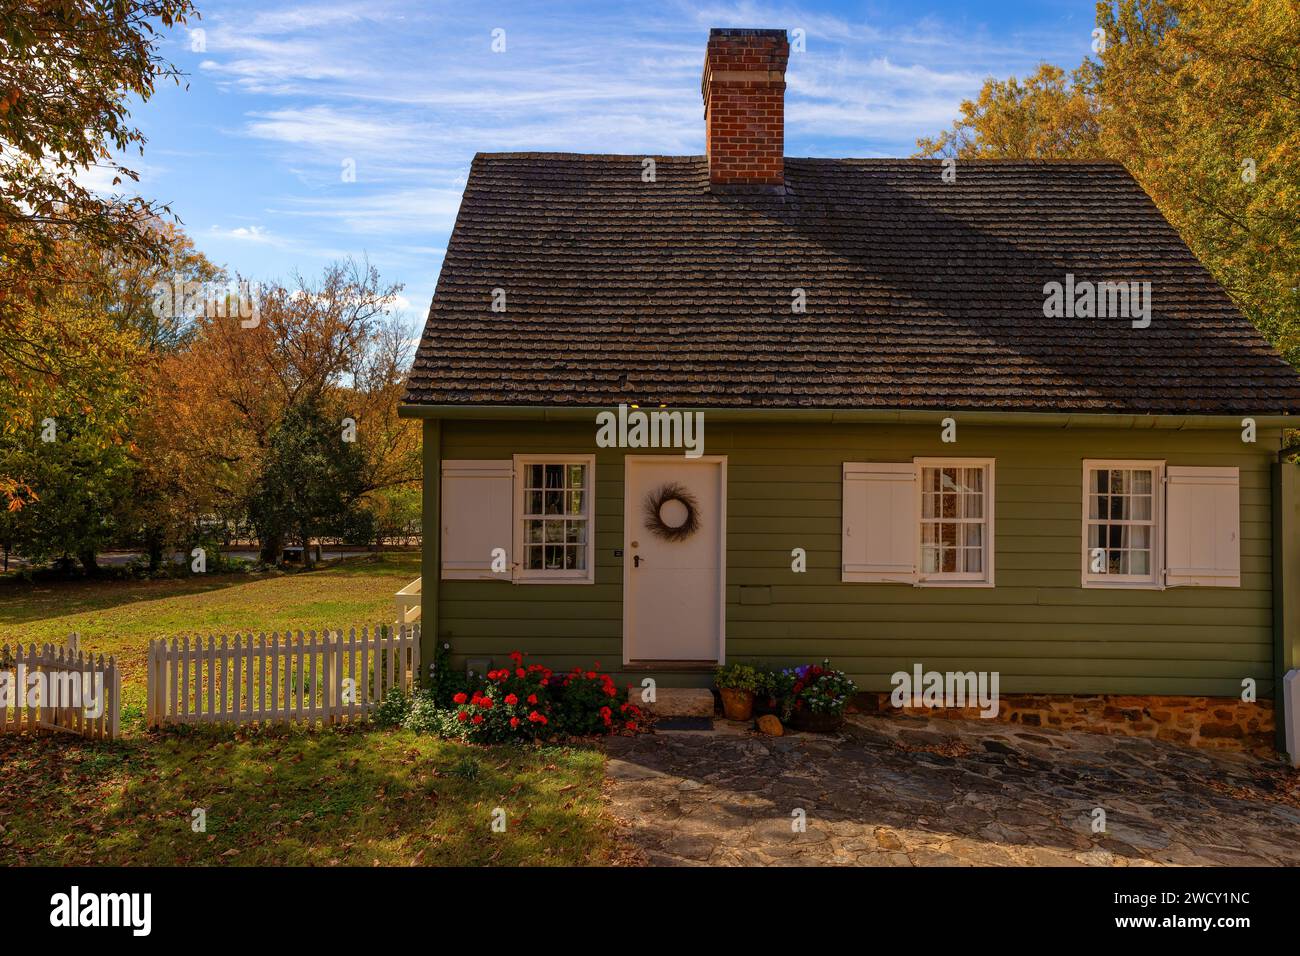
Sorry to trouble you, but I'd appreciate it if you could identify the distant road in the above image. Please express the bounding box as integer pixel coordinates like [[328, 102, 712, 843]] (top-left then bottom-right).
[[4, 548, 417, 570]]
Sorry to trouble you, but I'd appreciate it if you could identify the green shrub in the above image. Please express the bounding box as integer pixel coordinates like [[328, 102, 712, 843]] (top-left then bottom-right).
[[714, 662, 759, 692], [429, 639, 473, 707], [403, 691, 467, 738], [371, 686, 412, 728]]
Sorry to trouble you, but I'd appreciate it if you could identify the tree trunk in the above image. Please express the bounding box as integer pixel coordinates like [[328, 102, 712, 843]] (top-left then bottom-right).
[[79, 549, 99, 576], [259, 532, 283, 565], [145, 530, 165, 573]]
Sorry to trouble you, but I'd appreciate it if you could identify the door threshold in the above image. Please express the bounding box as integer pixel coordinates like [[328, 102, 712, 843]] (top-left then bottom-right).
[[624, 660, 719, 671]]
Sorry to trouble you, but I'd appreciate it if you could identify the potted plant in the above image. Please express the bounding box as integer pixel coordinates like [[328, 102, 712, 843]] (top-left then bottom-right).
[[788, 660, 856, 733], [714, 663, 760, 721], [753, 666, 795, 718]]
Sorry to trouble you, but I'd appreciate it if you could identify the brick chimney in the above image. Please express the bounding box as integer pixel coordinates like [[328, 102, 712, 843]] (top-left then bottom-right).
[[701, 28, 789, 192]]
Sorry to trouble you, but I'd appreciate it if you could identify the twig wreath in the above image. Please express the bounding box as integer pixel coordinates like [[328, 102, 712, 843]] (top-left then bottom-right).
[[643, 481, 701, 542]]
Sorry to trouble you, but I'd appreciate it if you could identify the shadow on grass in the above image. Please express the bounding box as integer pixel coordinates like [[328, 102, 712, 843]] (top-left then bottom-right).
[[0, 724, 612, 867]]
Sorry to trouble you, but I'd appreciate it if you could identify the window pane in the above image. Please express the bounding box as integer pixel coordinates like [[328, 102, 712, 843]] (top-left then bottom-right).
[[543, 545, 564, 569], [1124, 525, 1151, 550], [1129, 549, 1150, 575], [526, 520, 543, 543], [567, 464, 585, 488], [1110, 470, 1126, 494], [544, 464, 564, 489], [544, 490, 563, 514], [1092, 470, 1108, 494], [1131, 470, 1152, 495], [1130, 494, 1152, 521], [921, 524, 938, 573], [526, 545, 543, 570], [526, 490, 543, 516], [544, 520, 564, 543], [565, 521, 585, 543], [567, 490, 584, 516], [920, 465, 988, 579], [526, 464, 543, 489]]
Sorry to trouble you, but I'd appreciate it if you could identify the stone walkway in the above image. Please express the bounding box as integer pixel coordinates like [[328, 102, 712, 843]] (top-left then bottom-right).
[[603, 714, 1300, 866]]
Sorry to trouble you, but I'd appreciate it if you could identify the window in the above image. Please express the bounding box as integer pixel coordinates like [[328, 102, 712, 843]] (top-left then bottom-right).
[[1082, 460, 1162, 587], [916, 459, 994, 585], [514, 455, 595, 583], [842, 457, 994, 587]]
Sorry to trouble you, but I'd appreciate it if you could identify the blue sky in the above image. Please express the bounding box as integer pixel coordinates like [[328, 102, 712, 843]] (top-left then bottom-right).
[[117, 0, 1098, 325]]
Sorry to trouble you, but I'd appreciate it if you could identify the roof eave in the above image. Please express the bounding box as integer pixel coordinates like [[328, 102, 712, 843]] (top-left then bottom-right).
[[397, 403, 1294, 430]]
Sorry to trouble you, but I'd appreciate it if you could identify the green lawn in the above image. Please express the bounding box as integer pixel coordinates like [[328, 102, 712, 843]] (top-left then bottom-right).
[[0, 552, 422, 720], [0, 555, 620, 866]]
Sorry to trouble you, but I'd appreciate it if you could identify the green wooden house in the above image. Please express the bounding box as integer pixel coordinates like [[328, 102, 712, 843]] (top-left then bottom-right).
[[398, 29, 1300, 739]]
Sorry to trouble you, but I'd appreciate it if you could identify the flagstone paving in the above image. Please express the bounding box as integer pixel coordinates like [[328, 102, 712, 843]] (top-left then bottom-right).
[[602, 714, 1300, 867]]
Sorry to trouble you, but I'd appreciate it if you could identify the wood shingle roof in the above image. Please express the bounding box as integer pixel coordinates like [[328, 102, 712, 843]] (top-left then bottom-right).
[[404, 153, 1300, 414]]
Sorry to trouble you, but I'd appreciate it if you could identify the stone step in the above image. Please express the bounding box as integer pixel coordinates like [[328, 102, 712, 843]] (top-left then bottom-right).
[[637, 687, 716, 718]]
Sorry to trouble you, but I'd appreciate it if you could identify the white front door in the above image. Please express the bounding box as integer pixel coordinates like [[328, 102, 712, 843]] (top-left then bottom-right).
[[623, 456, 727, 663]]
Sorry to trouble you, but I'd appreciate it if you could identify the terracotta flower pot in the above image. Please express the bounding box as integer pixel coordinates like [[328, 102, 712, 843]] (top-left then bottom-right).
[[789, 709, 844, 733], [719, 687, 754, 721]]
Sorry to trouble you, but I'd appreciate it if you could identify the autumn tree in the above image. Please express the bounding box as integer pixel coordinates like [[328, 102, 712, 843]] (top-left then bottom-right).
[[0, 244, 142, 571], [1, 1, 198, 513], [247, 398, 368, 570], [0, 0, 197, 305], [915, 63, 1103, 160], [157, 259, 421, 562]]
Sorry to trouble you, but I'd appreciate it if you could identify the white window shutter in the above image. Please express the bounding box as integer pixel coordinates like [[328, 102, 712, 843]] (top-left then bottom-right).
[[843, 462, 917, 583], [1165, 466, 1240, 587], [441, 460, 514, 581]]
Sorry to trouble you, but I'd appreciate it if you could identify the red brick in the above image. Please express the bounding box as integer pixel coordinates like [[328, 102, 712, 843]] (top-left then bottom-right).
[[703, 29, 788, 188]]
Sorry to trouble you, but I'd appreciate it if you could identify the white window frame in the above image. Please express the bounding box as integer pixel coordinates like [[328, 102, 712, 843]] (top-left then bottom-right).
[[512, 454, 596, 584], [914, 457, 995, 588], [1081, 459, 1164, 589]]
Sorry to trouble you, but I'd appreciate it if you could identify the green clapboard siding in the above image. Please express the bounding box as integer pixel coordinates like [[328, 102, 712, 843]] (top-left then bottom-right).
[[428, 419, 1281, 697]]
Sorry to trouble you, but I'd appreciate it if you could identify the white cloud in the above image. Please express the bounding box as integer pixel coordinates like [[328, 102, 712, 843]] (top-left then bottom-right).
[[161, 0, 1092, 310], [269, 186, 466, 236]]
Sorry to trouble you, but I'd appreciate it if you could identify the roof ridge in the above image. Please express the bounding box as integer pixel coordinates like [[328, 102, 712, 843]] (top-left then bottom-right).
[[471, 152, 1128, 168]]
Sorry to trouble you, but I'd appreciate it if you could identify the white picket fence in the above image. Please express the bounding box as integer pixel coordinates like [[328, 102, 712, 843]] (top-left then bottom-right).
[[146, 624, 420, 728], [0, 635, 122, 741]]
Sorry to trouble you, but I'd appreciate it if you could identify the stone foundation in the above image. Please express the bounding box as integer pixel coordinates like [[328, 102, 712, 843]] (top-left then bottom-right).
[[853, 693, 1275, 754]]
